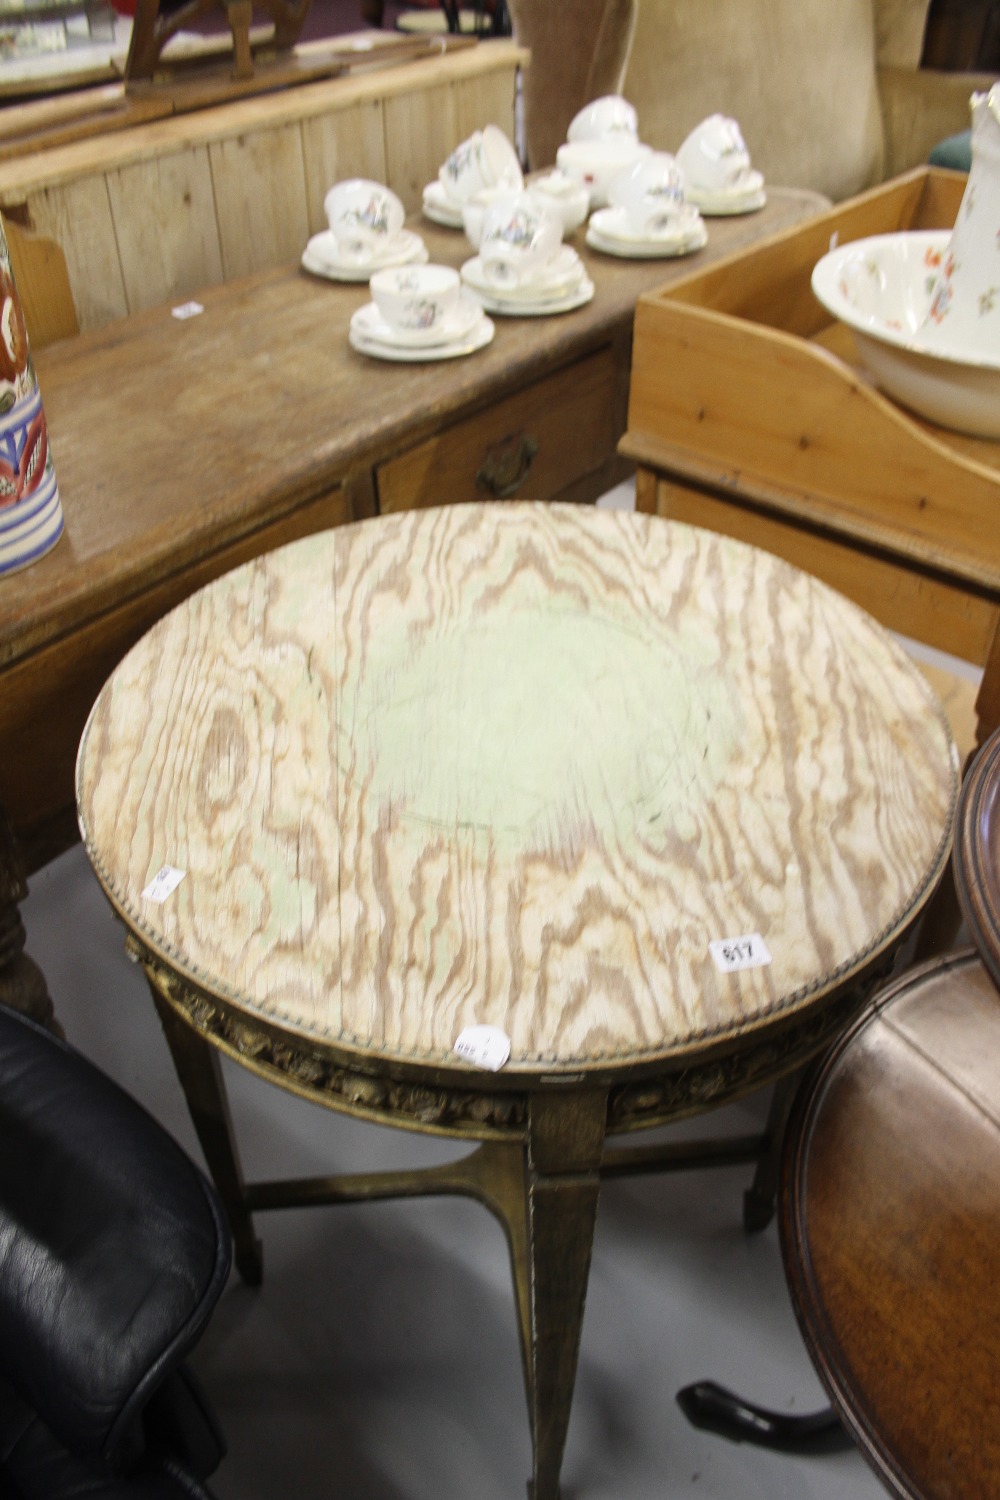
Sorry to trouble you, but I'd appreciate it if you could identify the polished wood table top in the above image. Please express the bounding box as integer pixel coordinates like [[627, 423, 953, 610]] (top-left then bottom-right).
[[76, 502, 958, 1499], [956, 725, 1000, 987], [780, 725, 1000, 1500], [781, 950, 1000, 1500]]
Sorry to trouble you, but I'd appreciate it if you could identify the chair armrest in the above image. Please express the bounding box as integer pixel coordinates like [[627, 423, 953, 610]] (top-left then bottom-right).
[[878, 64, 999, 177]]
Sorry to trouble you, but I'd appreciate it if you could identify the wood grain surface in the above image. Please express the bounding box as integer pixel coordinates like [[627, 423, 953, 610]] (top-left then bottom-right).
[[77, 504, 956, 1074]]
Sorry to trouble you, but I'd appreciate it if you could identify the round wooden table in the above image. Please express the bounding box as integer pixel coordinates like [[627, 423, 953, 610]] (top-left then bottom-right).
[[76, 502, 958, 1500]]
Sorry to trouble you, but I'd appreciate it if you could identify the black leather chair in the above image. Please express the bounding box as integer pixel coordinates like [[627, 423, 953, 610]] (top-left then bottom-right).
[[0, 1001, 232, 1499]]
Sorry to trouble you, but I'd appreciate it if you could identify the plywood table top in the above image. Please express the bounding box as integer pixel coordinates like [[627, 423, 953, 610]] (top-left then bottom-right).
[[77, 502, 957, 1084]]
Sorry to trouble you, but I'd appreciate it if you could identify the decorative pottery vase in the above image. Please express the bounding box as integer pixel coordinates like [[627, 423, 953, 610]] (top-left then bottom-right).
[[919, 83, 1000, 355], [0, 219, 63, 578]]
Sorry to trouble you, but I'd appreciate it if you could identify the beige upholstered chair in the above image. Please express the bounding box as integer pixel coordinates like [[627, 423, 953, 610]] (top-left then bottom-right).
[[507, 0, 996, 198]]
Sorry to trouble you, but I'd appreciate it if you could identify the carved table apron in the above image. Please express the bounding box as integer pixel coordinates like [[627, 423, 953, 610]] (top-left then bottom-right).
[[76, 503, 958, 1500]]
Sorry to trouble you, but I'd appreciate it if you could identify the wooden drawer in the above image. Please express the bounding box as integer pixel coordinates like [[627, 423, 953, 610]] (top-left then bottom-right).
[[0, 483, 352, 871], [375, 346, 618, 512]]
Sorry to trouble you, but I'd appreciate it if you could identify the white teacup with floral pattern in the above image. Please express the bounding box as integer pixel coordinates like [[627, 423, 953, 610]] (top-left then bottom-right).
[[607, 151, 694, 238], [439, 125, 523, 206], [369, 264, 461, 336], [478, 194, 563, 290], [675, 114, 759, 197], [324, 179, 406, 264], [567, 95, 639, 144]]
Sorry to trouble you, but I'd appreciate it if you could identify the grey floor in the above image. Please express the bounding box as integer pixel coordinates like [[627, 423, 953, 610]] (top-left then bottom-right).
[[21, 480, 978, 1500]]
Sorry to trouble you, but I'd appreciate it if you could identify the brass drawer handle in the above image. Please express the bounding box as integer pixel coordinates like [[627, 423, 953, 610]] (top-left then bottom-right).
[[476, 431, 539, 500]]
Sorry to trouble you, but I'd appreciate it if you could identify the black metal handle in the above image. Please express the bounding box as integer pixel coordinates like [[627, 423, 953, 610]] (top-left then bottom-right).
[[475, 431, 539, 500]]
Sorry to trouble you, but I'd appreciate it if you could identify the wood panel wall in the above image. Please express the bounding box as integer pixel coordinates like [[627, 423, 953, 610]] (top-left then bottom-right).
[[0, 40, 524, 338]]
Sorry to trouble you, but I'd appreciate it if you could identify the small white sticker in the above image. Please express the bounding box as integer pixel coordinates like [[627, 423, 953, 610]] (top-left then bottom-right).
[[709, 933, 772, 973], [453, 1024, 511, 1072], [171, 301, 204, 320], [142, 865, 187, 903]]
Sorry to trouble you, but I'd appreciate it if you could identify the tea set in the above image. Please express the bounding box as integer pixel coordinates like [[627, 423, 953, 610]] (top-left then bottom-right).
[[303, 98, 768, 363], [557, 98, 766, 231]]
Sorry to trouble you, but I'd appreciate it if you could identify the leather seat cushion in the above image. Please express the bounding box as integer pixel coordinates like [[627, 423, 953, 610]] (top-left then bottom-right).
[[0, 1006, 230, 1473]]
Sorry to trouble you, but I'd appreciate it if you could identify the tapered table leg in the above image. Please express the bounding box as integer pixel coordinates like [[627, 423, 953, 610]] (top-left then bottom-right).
[[525, 1088, 608, 1500], [146, 977, 264, 1284]]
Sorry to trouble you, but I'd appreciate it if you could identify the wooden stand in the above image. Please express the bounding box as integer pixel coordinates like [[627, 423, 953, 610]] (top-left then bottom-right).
[[621, 167, 1000, 749]]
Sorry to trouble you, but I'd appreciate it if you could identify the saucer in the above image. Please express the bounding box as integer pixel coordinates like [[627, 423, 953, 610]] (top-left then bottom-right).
[[586, 208, 707, 259], [460, 245, 586, 303], [465, 277, 595, 318], [685, 182, 767, 216], [422, 181, 465, 229], [350, 291, 485, 349], [301, 228, 428, 282], [349, 314, 495, 362]]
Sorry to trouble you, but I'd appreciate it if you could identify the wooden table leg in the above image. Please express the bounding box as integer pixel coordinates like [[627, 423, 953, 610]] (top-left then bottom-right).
[[0, 803, 59, 1034], [144, 974, 264, 1284], [525, 1088, 608, 1500]]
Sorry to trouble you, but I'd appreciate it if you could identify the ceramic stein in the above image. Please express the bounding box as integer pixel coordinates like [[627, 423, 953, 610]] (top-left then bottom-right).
[[0, 219, 63, 577], [919, 83, 1000, 356]]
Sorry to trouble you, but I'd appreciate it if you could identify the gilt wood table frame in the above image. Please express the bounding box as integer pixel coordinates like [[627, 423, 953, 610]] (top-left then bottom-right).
[[76, 503, 957, 1499]]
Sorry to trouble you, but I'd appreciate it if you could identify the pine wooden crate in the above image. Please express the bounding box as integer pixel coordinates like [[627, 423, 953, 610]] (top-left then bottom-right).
[[0, 37, 524, 344], [621, 166, 1000, 743]]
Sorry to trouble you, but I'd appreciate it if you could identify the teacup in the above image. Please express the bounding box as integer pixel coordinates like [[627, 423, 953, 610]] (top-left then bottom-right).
[[460, 184, 520, 249], [607, 151, 692, 237], [324, 179, 406, 264], [369, 263, 461, 335], [478, 193, 563, 290], [555, 138, 651, 209], [675, 114, 756, 196], [567, 95, 639, 145], [439, 125, 523, 206]]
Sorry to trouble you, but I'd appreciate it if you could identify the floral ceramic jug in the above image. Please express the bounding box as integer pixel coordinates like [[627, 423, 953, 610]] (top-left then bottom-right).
[[920, 82, 1000, 354], [0, 216, 63, 577]]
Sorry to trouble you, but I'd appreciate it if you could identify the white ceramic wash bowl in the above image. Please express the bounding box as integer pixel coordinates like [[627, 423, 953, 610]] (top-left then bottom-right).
[[585, 206, 707, 258], [350, 291, 485, 350], [811, 230, 1000, 440], [301, 228, 427, 281]]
